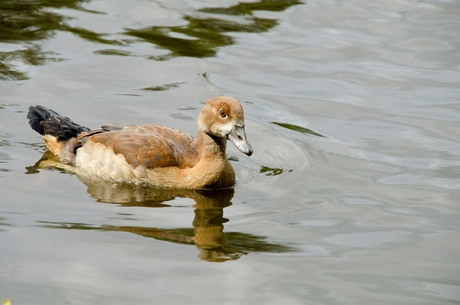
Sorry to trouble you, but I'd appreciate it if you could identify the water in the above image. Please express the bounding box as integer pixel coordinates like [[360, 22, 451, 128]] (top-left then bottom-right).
[[1, 0, 460, 304]]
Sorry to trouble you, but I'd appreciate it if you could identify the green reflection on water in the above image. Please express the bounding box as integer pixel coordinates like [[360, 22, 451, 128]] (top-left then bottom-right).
[[141, 82, 184, 91], [94, 49, 131, 56], [125, 16, 275, 58], [272, 121, 325, 137], [0, 0, 301, 79], [199, 0, 303, 15], [64, 26, 123, 46], [0, 45, 60, 80], [260, 165, 293, 176], [0, 0, 90, 80], [0, 0, 89, 42], [126, 0, 302, 58]]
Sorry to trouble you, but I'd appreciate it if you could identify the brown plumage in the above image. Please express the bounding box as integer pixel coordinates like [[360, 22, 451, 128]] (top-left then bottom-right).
[[91, 125, 199, 169], [27, 96, 253, 189]]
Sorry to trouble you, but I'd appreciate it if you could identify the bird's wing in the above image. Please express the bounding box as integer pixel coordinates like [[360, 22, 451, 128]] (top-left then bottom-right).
[[87, 125, 199, 169]]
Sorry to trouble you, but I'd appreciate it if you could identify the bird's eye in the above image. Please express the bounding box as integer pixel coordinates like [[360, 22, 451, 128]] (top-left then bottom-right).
[[219, 110, 227, 118]]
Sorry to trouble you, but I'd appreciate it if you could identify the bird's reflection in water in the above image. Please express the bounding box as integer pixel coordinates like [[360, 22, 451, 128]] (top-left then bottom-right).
[[82, 177, 241, 262], [28, 152, 294, 262]]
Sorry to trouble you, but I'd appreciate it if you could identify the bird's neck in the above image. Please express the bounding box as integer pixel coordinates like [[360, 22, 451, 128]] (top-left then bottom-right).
[[180, 128, 234, 189], [197, 128, 227, 161]]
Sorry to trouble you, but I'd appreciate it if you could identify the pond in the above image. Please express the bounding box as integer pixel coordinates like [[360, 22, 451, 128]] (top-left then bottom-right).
[[1, 0, 460, 304]]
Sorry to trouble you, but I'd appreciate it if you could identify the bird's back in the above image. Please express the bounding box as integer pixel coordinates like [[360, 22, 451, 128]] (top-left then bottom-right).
[[88, 125, 199, 169]]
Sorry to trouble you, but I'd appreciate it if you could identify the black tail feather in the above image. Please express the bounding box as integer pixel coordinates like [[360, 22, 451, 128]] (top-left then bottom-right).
[[27, 106, 90, 141]]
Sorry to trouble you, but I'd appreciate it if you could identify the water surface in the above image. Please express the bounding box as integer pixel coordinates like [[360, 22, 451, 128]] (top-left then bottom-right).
[[1, 0, 460, 304]]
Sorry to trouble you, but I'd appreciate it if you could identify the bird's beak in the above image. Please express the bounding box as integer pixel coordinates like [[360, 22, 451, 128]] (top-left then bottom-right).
[[227, 124, 253, 156]]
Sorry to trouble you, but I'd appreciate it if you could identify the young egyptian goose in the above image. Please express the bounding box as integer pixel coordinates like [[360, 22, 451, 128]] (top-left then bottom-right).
[[27, 96, 253, 189]]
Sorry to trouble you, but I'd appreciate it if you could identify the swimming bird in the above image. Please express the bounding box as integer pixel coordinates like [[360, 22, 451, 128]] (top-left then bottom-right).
[[27, 96, 253, 189]]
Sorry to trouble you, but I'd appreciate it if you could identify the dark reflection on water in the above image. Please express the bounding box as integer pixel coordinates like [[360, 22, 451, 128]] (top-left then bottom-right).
[[0, 0, 301, 79], [141, 82, 185, 92], [0, 45, 51, 80], [29, 152, 295, 262], [0, 0, 92, 80], [125, 0, 302, 59], [260, 165, 292, 176], [0, 216, 12, 230], [272, 122, 325, 138], [0, 0, 89, 42]]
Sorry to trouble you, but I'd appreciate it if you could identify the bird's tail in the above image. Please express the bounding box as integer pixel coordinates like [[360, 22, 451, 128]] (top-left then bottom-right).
[[27, 105, 90, 141], [27, 105, 91, 163]]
